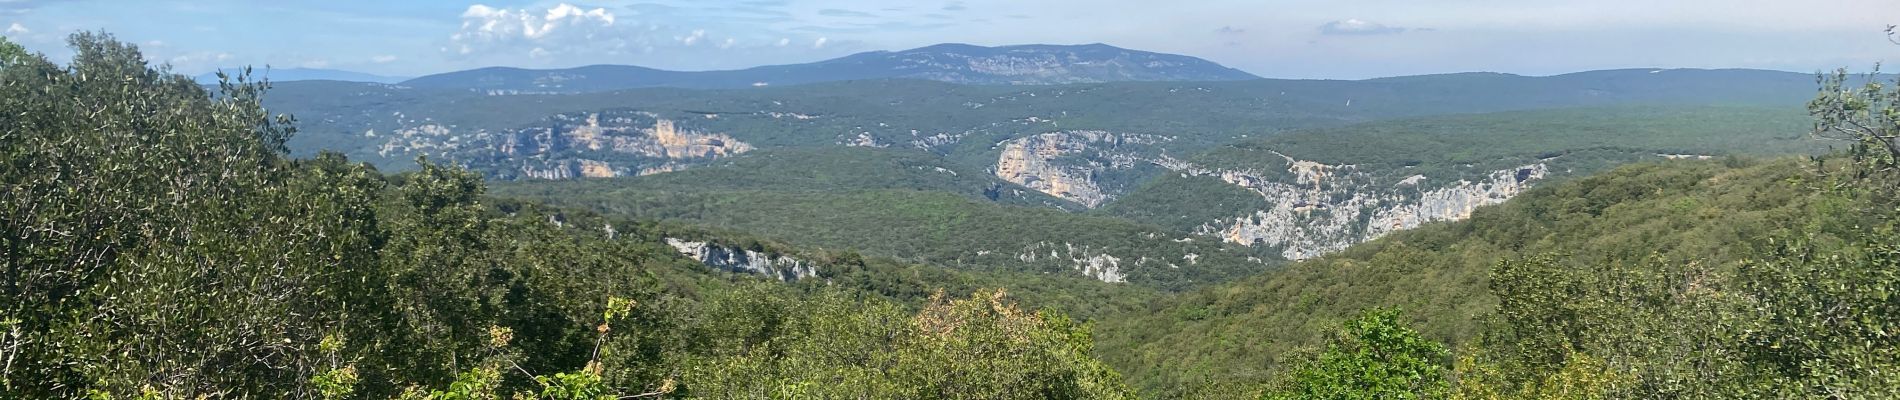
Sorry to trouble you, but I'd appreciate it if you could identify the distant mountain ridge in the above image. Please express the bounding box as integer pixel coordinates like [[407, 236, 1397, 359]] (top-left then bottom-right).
[[399, 43, 1261, 92], [193, 67, 409, 84]]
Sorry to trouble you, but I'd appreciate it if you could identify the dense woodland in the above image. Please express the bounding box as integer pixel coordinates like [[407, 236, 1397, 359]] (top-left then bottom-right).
[[492, 170, 1277, 291], [5, 32, 1900, 399], [0, 35, 1135, 399]]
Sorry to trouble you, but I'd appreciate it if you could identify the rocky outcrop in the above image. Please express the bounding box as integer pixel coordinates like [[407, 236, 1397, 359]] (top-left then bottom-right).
[[643, 119, 754, 158], [665, 238, 818, 282], [1008, 241, 1128, 283], [376, 124, 462, 158], [503, 115, 753, 159], [1166, 151, 1548, 260], [501, 115, 753, 179], [993, 131, 1172, 207], [1359, 166, 1546, 239], [514, 158, 634, 180], [637, 163, 688, 176], [909, 132, 966, 152], [366, 110, 752, 180], [842, 132, 889, 148]]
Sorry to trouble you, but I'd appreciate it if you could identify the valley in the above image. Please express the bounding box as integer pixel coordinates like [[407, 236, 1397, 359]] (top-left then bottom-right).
[[8, 24, 1899, 399], [267, 65, 1827, 281]]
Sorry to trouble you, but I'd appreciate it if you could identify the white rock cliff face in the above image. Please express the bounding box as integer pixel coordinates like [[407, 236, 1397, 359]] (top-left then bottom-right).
[[665, 238, 818, 282], [1006, 241, 1128, 283], [993, 131, 1171, 208], [1165, 151, 1548, 260], [376, 124, 461, 158], [507, 115, 754, 179]]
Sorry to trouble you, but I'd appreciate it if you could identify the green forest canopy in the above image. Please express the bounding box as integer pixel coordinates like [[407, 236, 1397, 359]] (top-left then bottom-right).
[[4, 32, 1900, 400]]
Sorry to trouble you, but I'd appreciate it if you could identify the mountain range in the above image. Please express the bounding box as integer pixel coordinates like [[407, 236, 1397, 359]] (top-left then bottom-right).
[[398, 43, 1260, 92], [192, 67, 409, 84]]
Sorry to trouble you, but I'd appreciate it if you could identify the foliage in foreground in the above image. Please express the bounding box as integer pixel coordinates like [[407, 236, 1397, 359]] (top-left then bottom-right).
[[0, 34, 1131, 399], [1260, 308, 1449, 400]]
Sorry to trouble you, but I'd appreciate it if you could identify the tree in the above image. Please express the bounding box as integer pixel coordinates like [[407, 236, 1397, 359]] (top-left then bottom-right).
[[1, 32, 333, 397], [1732, 232, 1900, 398], [1261, 308, 1449, 400], [0, 32, 673, 398], [1809, 45, 1900, 180], [674, 287, 1135, 399]]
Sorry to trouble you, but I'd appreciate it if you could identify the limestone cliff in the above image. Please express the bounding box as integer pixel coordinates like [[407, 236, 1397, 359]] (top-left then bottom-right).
[[1004, 241, 1130, 283], [487, 113, 753, 179], [993, 131, 1173, 208], [375, 124, 461, 158], [956, 238, 1274, 284], [665, 238, 818, 282], [1163, 151, 1548, 259], [367, 110, 754, 180]]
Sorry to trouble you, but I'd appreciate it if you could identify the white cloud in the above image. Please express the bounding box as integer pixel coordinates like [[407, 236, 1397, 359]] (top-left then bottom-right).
[[451, 3, 618, 57], [545, 3, 613, 27], [438, 2, 852, 69], [1318, 19, 1409, 35], [371, 55, 398, 63], [5, 22, 26, 35], [165, 51, 232, 70], [679, 29, 705, 46]]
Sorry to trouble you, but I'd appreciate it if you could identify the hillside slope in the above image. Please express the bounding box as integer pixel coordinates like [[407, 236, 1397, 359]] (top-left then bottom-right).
[[0, 35, 1154, 397], [1099, 106, 1825, 259], [1094, 158, 1830, 397], [488, 147, 1079, 208], [491, 148, 1280, 290]]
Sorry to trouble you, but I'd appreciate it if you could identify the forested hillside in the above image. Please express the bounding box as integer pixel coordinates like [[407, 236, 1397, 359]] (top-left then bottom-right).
[[491, 147, 1281, 290], [1097, 106, 1826, 259], [7, 29, 1900, 400], [0, 34, 1140, 399], [266, 66, 1836, 271], [1097, 158, 1824, 396], [1093, 68, 1900, 398]]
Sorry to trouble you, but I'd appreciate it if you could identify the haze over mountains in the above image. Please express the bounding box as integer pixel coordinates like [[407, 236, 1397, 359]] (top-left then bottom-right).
[[198, 43, 1257, 88], [203, 42, 1852, 96], [191, 67, 410, 84], [398, 43, 1260, 92]]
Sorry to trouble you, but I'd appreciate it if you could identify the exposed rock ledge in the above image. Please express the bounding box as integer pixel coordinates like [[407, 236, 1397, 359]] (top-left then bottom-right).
[[993, 131, 1171, 208], [665, 238, 818, 282], [1164, 152, 1548, 260], [1009, 241, 1128, 283], [510, 116, 754, 180]]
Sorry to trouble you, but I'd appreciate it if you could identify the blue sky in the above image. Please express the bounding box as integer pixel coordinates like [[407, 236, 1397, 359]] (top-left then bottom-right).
[[0, 0, 1893, 79]]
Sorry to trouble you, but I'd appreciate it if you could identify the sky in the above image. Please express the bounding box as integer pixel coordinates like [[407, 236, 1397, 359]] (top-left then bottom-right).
[[0, 0, 1894, 79]]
